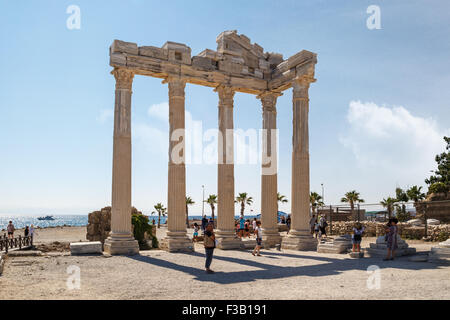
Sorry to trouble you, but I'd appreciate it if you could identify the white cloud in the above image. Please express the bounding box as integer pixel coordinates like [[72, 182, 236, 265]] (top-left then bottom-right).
[[340, 101, 449, 180], [147, 102, 169, 121]]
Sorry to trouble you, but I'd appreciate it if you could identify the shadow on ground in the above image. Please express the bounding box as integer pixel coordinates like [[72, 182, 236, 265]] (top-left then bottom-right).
[[129, 248, 444, 285]]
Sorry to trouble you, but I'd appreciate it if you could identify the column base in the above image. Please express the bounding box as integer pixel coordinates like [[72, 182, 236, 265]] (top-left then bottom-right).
[[104, 233, 139, 256], [160, 231, 194, 253], [215, 230, 242, 250], [262, 228, 282, 248], [281, 230, 317, 251]]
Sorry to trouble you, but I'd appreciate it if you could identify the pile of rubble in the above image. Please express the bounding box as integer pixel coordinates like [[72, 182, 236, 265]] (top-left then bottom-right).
[[86, 206, 145, 244]]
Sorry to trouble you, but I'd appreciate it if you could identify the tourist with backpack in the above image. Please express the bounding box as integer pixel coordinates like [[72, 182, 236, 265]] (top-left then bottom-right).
[[204, 222, 216, 274], [319, 215, 328, 239]]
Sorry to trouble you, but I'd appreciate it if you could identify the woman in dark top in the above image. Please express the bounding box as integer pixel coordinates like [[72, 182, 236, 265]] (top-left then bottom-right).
[[204, 222, 216, 274], [24, 226, 30, 237]]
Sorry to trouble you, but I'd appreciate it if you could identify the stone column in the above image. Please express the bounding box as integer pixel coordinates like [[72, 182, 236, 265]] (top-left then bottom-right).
[[160, 76, 193, 252], [104, 68, 139, 255], [281, 75, 317, 251], [215, 85, 241, 249], [258, 91, 282, 248]]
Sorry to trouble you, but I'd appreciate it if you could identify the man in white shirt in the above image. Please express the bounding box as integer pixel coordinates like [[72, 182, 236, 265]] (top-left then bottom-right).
[[252, 221, 263, 256]]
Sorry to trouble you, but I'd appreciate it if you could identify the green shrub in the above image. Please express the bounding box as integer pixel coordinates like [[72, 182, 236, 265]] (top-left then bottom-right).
[[132, 213, 158, 249], [396, 210, 411, 222], [151, 235, 159, 248], [437, 231, 450, 242], [428, 182, 448, 194]]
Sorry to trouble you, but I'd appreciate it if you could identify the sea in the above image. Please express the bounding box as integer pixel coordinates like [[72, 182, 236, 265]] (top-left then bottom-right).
[[0, 214, 262, 230]]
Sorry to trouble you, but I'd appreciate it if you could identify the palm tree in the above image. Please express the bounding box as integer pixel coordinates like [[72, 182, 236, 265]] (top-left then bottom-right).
[[151, 203, 167, 228], [235, 192, 253, 216], [185, 196, 195, 228], [310, 191, 324, 216], [277, 192, 288, 206], [395, 187, 409, 215], [407, 185, 426, 216], [341, 190, 365, 221], [277, 193, 288, 222], [205, 194, 217, 223], [380, 197, 397, 219], [407, 185, 426, 204]]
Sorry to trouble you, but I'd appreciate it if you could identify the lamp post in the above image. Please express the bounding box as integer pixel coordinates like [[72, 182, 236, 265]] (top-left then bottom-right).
[[202, 185, 205, 217], [321, 183, 324, 204]]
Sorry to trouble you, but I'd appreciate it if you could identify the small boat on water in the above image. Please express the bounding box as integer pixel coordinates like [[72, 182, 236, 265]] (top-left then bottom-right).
[[37, 215, 55, 221]]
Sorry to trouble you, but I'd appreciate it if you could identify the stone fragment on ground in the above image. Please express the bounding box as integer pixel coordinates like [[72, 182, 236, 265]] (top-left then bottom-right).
[[70, 241, 102, 255], [429, 239, 450, 264], [7, 250, 42, 257], [317, 235, 352, 254], [0, 254, 4, 275]]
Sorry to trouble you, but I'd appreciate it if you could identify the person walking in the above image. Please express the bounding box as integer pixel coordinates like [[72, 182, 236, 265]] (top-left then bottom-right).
[[30, 224, 37, 239], [7, 221, 15, 239], [309, 214, 317, 235], [252, 218, 257, 234], [201, 215, 208, 235], [244, 219, 250, 238], [204, 222, 216, 274], [384, 218, 399, 261], [314, 221, 320, 238], [24, 226, 30, 237], [318, 215, 328, 240], [352, 223, 365, 252], [286, 215, 291, 233], [238, 215, 245, 238], [252, 221, 263, 256]]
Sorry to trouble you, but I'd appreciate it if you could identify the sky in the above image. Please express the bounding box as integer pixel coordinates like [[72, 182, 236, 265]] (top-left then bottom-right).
[[0, 0, 449, 216]]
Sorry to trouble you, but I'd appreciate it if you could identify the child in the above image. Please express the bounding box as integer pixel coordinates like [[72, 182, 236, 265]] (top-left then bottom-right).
[[352, 223, 365, 252], [193, 223, 199, 242], [314, 222, 320, 239], [244, 220, 250, 238], [252, 221, 263, 256]]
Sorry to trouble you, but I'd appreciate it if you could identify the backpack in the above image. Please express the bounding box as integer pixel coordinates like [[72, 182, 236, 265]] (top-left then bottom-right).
[[204, 234, 215, 248]]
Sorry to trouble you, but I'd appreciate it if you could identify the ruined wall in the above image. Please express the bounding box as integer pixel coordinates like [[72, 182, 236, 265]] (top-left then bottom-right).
[[86, 207, 155, 243], [327, 221, 450, 241]]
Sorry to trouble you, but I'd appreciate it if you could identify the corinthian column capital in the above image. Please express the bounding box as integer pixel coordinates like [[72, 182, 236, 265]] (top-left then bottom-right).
[[257, 91, 282, 113], [112, 68, 134, 90], [292, 75, 316, 100], [214, 85, 235, 107], [164, 76, 186, 98]]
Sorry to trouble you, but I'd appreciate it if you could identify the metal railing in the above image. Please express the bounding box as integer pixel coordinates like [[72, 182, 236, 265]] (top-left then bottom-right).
[[0, 234, 33, 253]]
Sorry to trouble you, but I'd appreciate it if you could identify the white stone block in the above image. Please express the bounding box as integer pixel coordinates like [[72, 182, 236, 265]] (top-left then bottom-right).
[[0, 256, 4, 275], [439, 239, 450, 248], [406, 219, 423, 226], [427, 219, 440, 225], [70, 241, 102, 255]]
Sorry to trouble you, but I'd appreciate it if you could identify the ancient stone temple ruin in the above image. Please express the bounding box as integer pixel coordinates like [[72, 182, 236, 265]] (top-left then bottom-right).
[[104, 30, 317, 254]]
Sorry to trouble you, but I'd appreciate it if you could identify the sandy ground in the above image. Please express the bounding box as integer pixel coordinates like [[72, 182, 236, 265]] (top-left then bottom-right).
[[1, 226, 449, 300]]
